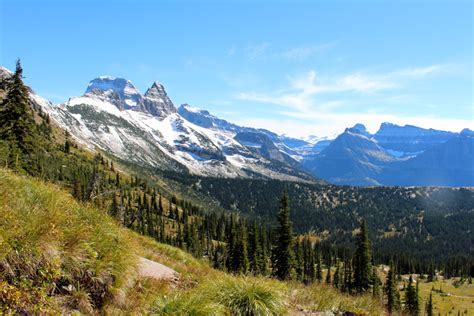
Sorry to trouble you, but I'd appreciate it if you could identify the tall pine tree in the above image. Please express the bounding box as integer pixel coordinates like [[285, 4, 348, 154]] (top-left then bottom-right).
[[385, 262, 400, 313], [353, 219, 372, 293], [271, 189, 294, 280], [0, 60, 37, 162], [425, 291, 433, 316], [405, 275, 420, 316]]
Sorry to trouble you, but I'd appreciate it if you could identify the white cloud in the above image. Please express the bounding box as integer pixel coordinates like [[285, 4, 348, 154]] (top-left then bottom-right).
[[233, 64, 468, 138], [238, 64, 448, 109]]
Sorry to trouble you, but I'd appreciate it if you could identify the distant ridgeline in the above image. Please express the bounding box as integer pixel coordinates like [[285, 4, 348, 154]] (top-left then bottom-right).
[[0, 61, 472, 290]]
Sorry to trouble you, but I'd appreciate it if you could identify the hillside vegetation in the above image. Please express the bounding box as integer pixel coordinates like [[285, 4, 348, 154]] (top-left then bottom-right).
[[0, 169, 384, 314]]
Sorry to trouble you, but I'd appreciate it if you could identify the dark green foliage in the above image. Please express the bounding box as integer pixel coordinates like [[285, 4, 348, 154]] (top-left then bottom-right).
[[248, 221, 264, 274], [302, 236, 315, 284], [271, 190, 294, 280], [426, 291, 433, 316], [315, 250, 323, 283], [385, 263, 400, 313], [174, 175, 474, 273], [405, 275, 420, 315], [372, 267, 381, 298], [0, 60, 37, 155], [353, 220, 372, 293], [333, 260, 342, 289]]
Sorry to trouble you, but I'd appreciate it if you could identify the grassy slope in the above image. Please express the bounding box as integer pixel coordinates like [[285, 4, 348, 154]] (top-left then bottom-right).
[[417, 278, 474, 315], [0, 169, 384, 314]]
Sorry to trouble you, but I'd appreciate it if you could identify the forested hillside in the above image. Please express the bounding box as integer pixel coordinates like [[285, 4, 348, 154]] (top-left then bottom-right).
[[158, 173, 474, 273]]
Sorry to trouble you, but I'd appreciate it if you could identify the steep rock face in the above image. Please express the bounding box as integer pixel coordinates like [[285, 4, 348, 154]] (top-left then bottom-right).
[[143, 81, 176, 117], [374, 122, 456, 154], [302, 128, 396, 185], [85, 77, 176, 118], [382, 135, 474, 186], [85, 77, 142, 110], [234, 131, 287, 163]]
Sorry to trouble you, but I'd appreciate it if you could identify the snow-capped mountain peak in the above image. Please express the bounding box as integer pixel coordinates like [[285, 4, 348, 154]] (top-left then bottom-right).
[[85, 76, 142, 110]]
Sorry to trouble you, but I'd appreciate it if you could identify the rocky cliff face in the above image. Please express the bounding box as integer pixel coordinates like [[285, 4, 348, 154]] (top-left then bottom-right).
[[374, 122, 456, 155]]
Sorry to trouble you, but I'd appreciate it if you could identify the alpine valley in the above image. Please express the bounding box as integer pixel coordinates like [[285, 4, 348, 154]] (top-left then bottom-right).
[[2, 64, 473, 260], [1, 63, 473, 315]]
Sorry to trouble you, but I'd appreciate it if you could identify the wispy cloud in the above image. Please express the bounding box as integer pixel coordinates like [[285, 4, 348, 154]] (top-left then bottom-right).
[[233, 64, 468, 137], [242, 42, 336, 61], [238, 64, 448, 111], [244, 42, 271, 60]]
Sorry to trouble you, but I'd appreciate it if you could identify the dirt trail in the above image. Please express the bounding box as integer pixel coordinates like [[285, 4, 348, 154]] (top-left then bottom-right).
[[137, 256, 179, 283]]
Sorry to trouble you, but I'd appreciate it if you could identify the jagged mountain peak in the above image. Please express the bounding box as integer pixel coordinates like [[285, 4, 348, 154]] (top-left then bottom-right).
[[145, 81, 167, 98], [346, 123, 372, 138], [76, 76, 176, 117]]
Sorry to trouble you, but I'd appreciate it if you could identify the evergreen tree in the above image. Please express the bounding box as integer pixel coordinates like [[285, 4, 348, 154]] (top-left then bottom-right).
[[248, 221, 263, 274], [0, 60, 37, 160], [315, 250, 323, 282], [425, 291, 433, 316], [353, 219, 372, 293], [372, 266, 381, 299], [235, 222, 249, 273], [326, 260, 332, 284], [271, 189, 294, 280], [333, 260, 341, 289], [64, 130, 71, 153], [405, 275, 419, 316], [385, 262, 400, 313], [343, 258, 353, 293], [302, 236, 315, 284]]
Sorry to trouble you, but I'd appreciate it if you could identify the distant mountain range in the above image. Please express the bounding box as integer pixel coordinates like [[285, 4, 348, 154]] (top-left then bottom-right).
[[1, 66, 472, 186]]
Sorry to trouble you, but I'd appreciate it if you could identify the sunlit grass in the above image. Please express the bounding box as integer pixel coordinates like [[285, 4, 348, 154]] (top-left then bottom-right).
[[0, 168, 387, 314]]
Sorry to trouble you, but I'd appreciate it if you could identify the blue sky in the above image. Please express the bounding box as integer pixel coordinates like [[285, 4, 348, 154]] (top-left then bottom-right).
[[1, 0, 472, 137]]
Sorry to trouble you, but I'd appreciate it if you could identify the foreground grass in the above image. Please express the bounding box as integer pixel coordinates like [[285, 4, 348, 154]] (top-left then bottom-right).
[[0, 168, 138, 313], [0, 169, 385, 314]]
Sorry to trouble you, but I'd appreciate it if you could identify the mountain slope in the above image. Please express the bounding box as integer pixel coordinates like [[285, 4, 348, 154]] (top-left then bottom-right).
[[374, 122, 456, 156], [37, 77, 316, 181], [382, 134, 474, 186], [302, 125, 397, 185]]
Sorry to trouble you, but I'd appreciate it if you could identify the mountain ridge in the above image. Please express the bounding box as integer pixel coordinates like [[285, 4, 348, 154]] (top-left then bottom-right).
[[1, 66, 471, 187]]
